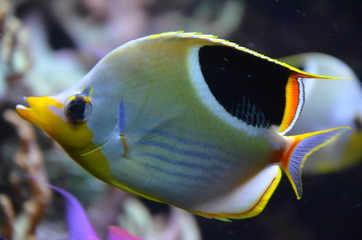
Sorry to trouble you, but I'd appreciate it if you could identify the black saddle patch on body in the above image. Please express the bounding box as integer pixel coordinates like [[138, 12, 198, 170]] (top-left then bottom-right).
[[353, 116, 362, 132], [199, 45, 290, 128]]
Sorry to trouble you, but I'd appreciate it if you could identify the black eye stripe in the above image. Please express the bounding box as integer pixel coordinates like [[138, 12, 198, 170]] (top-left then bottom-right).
[[65, 95, 92, 124]]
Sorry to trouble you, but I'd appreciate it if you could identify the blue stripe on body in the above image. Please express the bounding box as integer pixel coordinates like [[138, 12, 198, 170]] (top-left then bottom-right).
[[119, 101, 126, 135], [143, 128, 236, 159], [138, 140, 229, 169], [139, 152, 217, 171], [142, 162, 212, 181]]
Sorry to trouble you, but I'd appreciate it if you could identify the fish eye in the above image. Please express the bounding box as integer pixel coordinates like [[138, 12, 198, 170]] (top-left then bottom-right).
[[65, 95, 92, 124]]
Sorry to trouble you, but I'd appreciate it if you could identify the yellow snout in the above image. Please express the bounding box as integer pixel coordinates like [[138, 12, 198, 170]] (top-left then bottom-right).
[[16, 96, 94, 156]]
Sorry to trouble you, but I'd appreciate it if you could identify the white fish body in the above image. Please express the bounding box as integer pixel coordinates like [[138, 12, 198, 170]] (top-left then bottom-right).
[[16, 32, 347, 220]]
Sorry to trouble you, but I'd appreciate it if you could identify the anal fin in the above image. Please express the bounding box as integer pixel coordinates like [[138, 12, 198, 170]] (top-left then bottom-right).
[[190, 165, 282, 220]]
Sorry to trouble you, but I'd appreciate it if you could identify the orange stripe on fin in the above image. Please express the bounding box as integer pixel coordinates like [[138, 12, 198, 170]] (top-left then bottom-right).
[[282, 127, 350, 199], [278, 70, 343, 135], [279, 72, 304, 134]]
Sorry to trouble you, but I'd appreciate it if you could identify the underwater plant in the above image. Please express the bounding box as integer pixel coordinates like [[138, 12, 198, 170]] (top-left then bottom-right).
[[23, 175, 142, 240]]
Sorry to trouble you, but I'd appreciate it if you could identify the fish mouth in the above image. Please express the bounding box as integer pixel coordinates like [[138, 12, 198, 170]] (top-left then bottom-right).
[[16, 96, 64, 128], [16, 97, 34, 121], [16, 96, 109, 159]]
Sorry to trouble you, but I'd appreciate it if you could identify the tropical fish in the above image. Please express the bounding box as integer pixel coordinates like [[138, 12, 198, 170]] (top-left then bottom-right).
[[281, 53, 362, 174], [16, 32, 347, 220]]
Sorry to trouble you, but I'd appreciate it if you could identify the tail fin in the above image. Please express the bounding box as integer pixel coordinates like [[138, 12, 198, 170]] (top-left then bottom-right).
[[282, 127, 350, 199]]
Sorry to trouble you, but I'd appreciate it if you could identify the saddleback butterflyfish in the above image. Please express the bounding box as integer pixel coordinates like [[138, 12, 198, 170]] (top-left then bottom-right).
[[16, 32, 348, 220]]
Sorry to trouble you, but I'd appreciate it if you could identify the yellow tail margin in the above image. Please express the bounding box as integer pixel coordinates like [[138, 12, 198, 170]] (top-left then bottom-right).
[[282, 126, 350, 199]]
